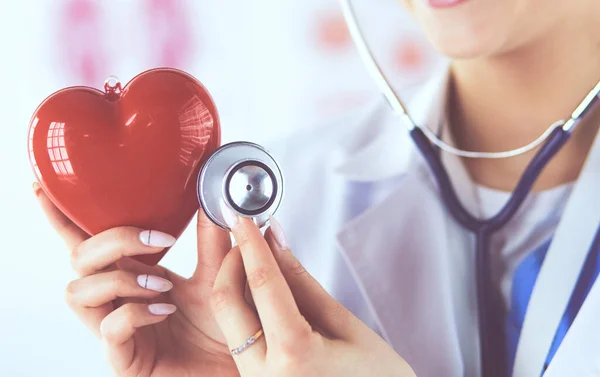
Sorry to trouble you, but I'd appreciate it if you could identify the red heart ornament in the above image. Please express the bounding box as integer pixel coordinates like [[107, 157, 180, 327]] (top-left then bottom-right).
[[27, 68, 221, 265]]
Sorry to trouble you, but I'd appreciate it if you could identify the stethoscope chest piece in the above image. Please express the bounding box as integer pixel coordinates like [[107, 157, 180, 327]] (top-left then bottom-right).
[[197, 142, 284, 229]]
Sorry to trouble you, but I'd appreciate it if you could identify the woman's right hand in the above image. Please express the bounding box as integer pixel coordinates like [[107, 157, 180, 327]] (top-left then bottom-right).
[[34, 183, 239, 377]]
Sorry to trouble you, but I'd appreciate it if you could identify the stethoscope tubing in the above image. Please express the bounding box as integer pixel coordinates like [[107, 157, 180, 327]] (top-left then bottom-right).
[[411, 126, 572, 376], [410, 126, 571, 233]]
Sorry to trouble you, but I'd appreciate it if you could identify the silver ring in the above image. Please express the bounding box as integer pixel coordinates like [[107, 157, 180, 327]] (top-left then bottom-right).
[[230, 328, 264, 356]]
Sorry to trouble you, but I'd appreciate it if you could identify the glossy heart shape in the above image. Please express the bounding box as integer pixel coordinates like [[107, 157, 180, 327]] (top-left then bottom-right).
[[28, 68, 221, 265]]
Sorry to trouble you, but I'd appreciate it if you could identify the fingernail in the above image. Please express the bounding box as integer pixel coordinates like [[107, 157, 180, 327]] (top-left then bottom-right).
[[220, 199, 239, 229], [139, 230, 176, 247], [269, 215, 289, 250], [137, 274, 173, 292], [148, 303, 177, 316], [32, 182, 42, 196]]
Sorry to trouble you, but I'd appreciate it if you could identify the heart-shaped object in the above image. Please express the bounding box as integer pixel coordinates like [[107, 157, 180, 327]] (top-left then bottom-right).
[[27, 68, 221, 265]]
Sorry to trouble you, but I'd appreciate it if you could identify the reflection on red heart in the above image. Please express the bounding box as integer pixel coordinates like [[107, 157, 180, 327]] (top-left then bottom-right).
[[27, 68, 221, 265]]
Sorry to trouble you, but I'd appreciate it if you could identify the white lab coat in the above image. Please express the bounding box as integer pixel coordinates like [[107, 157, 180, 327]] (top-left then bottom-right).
[[268, 66, 600, 377]]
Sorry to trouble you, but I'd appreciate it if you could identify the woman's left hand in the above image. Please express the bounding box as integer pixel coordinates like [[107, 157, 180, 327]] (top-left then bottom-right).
[[210, 205, 416, 377]]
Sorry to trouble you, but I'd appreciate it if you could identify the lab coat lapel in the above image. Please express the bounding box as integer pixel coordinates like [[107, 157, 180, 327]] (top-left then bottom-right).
[[336, 166, 480, 377], [543, 279, 600, 377], [513, 128, 600, 377], [335, 67, 481, 377]]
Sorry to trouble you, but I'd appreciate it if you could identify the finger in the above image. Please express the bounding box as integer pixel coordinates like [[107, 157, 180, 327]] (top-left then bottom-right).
[[72, 227, 175, 276], [265, 218, 359, 341], [66, 270, 173, 309], [33, 182, 88, 252], [211, 247, 265, 368], [115, 256, 167, 277], [100, 302, 176, 372], [220, 202, 309, 346], [64, 271, 173, 336], [191, 209, 232, 287]]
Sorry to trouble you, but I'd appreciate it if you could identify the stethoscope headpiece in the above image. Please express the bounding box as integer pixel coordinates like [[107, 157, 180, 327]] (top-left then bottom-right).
[[197, 141, 284, 229]]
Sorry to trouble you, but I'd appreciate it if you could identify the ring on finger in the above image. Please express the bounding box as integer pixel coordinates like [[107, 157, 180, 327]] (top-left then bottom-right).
[[230, 328, 264, 356]]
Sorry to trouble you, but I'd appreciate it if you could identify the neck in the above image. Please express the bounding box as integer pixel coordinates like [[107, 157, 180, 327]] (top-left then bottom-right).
[[448, 20, 600, 191]]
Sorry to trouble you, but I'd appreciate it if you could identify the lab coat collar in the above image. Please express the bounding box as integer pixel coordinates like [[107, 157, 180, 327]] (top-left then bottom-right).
[[334, 62, 481, 217], [334, 65, 452, 182]]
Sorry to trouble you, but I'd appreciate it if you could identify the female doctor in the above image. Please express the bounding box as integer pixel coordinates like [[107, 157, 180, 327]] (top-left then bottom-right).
[[33, 0, 600, 376]]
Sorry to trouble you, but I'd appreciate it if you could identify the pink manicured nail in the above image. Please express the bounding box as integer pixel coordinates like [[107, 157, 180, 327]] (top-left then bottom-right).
[[139, 230, 176, 247], [220, 199, 239, 229], [137, 274, 173, 292], [269, 216, 289, 250], [148, 303, 177, 316]]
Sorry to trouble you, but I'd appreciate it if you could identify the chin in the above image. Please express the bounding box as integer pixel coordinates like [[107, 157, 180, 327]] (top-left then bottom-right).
[[427, 31, 508, 59], [407, 0, 518, 59], [418, 20, 514, 60]]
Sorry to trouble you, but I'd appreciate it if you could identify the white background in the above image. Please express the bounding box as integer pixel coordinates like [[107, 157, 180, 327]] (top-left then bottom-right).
[[0, 1, 441, 375]]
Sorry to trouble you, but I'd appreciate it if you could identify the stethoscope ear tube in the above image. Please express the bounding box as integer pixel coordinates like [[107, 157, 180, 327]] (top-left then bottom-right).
[[488, 127, 571, 229], [409, 127, 475, 229], [410, 126, 571, 232]]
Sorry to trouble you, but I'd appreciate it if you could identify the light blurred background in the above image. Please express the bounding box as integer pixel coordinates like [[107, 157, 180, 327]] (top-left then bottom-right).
[[0, 0, 443, 375]]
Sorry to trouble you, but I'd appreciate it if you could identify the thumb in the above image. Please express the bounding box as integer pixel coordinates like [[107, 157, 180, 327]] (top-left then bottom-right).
[[265, 217, 360, 341], [191, 208, 231, 285]]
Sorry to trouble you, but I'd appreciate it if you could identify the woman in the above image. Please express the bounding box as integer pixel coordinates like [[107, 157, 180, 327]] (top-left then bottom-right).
[[34, 0, 600, 376]]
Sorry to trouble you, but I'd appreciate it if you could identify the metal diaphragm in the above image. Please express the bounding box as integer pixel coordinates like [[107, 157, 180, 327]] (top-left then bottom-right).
[[197, 142, 284, 229]]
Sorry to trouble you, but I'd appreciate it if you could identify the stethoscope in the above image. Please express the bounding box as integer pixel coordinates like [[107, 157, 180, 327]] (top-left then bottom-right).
[[198, 1, 600, 375]]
